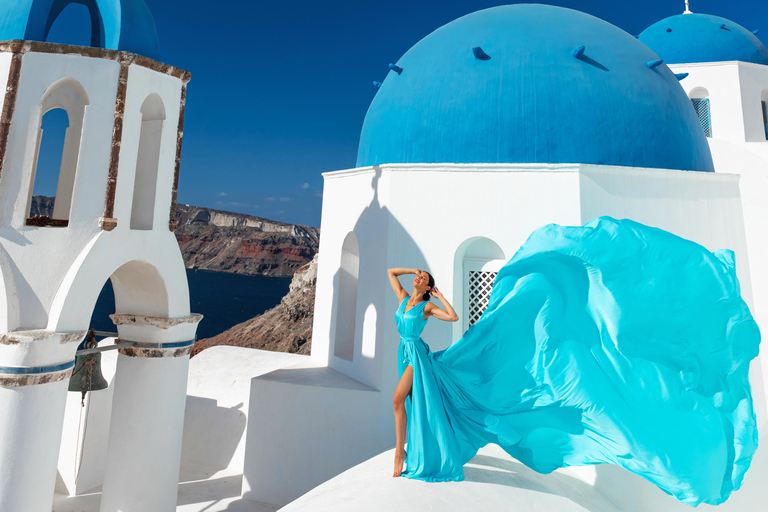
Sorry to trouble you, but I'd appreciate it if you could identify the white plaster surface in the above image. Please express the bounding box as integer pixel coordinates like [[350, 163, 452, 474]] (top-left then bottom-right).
[[242, 359, 382, 507], [281, 437, 768, 512], [181, 346, 307, 483]]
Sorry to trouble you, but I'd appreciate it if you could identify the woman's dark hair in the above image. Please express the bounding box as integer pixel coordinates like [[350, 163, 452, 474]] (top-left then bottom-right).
[[423, 272, 435, 301]]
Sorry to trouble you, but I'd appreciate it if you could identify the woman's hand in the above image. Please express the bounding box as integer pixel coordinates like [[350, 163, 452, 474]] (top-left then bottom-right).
[[431, 286, 444, 299]]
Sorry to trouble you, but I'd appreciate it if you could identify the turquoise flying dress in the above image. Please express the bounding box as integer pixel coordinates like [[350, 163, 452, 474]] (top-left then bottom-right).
[[395, 217, 760, 506]]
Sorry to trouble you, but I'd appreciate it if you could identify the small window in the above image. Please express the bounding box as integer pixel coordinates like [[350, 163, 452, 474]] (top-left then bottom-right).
[[691, 98, 712, 138], [762, 101, 768, 140], [27, 80, 89, 227], [467, 269, 497, 327]]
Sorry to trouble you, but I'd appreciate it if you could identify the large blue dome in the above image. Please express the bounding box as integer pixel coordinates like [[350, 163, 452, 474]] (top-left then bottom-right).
[[639, 13, 768, 66], [357, 4, 715, 172]]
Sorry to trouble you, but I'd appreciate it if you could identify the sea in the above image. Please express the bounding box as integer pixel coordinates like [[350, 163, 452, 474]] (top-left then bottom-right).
[[89, 269, 292, 340]]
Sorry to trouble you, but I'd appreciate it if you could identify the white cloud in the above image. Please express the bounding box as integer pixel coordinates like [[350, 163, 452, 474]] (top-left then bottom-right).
[[314, 190, 322, 197], [266, 197, 276, 201], [278, 210, 285, 214], [279, 197, 291, 202], [217, 192, 227, 197], [216, 201, 250, 208], [301, 182, 310, 189]]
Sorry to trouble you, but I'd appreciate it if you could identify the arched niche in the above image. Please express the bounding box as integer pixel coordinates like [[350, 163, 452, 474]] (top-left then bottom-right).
[[452, 237, 506, 341], [689, 87, 712, 138], [333, 232, 359, 361], [130, 93, 166, 230], [761, 89, 768, 140], [27, 77, 89, 224]]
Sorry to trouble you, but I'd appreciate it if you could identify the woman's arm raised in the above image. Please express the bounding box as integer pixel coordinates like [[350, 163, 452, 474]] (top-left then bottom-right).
[[425, 286, 459, 322], [388, 268, 416, 301]]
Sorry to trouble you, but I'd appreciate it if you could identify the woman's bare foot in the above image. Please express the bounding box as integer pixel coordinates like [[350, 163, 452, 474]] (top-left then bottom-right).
[[393, 450, 406, 477]]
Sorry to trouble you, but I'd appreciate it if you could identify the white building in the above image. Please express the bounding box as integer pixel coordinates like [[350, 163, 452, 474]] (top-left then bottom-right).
[[0, 2, 201, 512], [1, 3, 767, 512], [242, 4, 768, 511]]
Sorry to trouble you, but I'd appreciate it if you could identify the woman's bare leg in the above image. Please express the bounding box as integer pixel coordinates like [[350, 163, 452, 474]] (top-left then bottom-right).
[[393, 365, 413, 477]]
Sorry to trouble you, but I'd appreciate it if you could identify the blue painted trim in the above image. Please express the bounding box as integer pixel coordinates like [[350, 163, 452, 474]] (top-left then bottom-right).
[[675, 72, 689, 81], [389, 63, 403, 75], [0, 359, 75, 374], [571, 45, 585, 59], [131, 339, 195, 349]]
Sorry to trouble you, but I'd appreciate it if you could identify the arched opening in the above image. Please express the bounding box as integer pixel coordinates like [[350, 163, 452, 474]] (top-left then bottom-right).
[[333, 232, 359, 361], [29, 108, 68, 215], [689, 87, 712, 138], [56, 259, 173, 495], [130, 94, 166, 230], [27, 79, 89, 225], [43, 0, 104, 48], [452, 237, 506, 340], [761, 90, 768, 141]]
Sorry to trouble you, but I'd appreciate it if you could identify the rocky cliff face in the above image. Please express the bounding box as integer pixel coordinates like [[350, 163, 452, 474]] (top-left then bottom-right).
[[174, 204, 320, 277], [29, 195, 56, 217], [29, 197, 320, 278], [191, 253, 318, 357]]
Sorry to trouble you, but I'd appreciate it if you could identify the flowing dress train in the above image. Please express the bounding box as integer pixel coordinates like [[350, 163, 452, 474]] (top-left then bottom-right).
[[395, 217, 760, 506]]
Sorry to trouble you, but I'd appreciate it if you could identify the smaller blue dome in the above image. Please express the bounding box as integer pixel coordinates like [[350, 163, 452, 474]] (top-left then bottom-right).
[[639, 13, 768, 65], [0, 0, 160, 60]]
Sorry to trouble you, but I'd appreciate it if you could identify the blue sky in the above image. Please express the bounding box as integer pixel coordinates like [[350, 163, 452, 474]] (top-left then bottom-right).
[[37, 0, 767, 227]]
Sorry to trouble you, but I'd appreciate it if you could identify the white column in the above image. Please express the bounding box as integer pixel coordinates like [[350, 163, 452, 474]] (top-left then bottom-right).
[[0, 330, 85, 512], [100, 314, 201, 512]]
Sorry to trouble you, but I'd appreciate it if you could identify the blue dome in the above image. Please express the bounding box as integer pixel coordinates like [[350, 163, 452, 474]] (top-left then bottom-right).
[[639, 13, 768, 66], [0, 0, 160, 60], [357, 4, 715, 172]]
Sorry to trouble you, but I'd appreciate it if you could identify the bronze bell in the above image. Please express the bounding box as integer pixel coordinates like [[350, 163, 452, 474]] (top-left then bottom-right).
[[69, 330, 108, 401]]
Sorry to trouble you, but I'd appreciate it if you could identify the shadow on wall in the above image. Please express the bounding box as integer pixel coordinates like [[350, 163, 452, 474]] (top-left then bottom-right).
[[327, 169, 430, 381], [179, 397, 246, 482]]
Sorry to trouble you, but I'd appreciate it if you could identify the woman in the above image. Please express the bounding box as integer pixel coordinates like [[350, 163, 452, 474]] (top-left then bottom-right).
[[383, 217, 759, 506], [387, 267, 458, 478]]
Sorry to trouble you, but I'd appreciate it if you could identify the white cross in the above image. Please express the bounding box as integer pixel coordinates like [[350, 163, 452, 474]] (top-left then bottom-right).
[[684, 0, 692, 14]]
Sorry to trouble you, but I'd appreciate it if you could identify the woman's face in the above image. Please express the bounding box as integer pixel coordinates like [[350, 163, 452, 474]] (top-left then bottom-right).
[[413, 269, 431, 292]]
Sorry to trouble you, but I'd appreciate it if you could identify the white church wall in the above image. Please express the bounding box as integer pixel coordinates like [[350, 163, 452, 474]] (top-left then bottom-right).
[[705, 139, 768, 431], [0, 52, 119, 329], [242, 360, 381, 507], [671, 62, 745, 143], [735, 63, 768, 142], [114, 63, 181, 232], [0, 51, 186, 333], [287, 161, 763, 512], [180, 346, 306, 484], [313, 168, 390, 391]]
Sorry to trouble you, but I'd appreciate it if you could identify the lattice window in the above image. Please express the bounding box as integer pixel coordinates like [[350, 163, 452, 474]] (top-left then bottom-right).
[[691, 98, 712, 137], [467, 270, 497, 327], [762, 101, 768, 140]]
